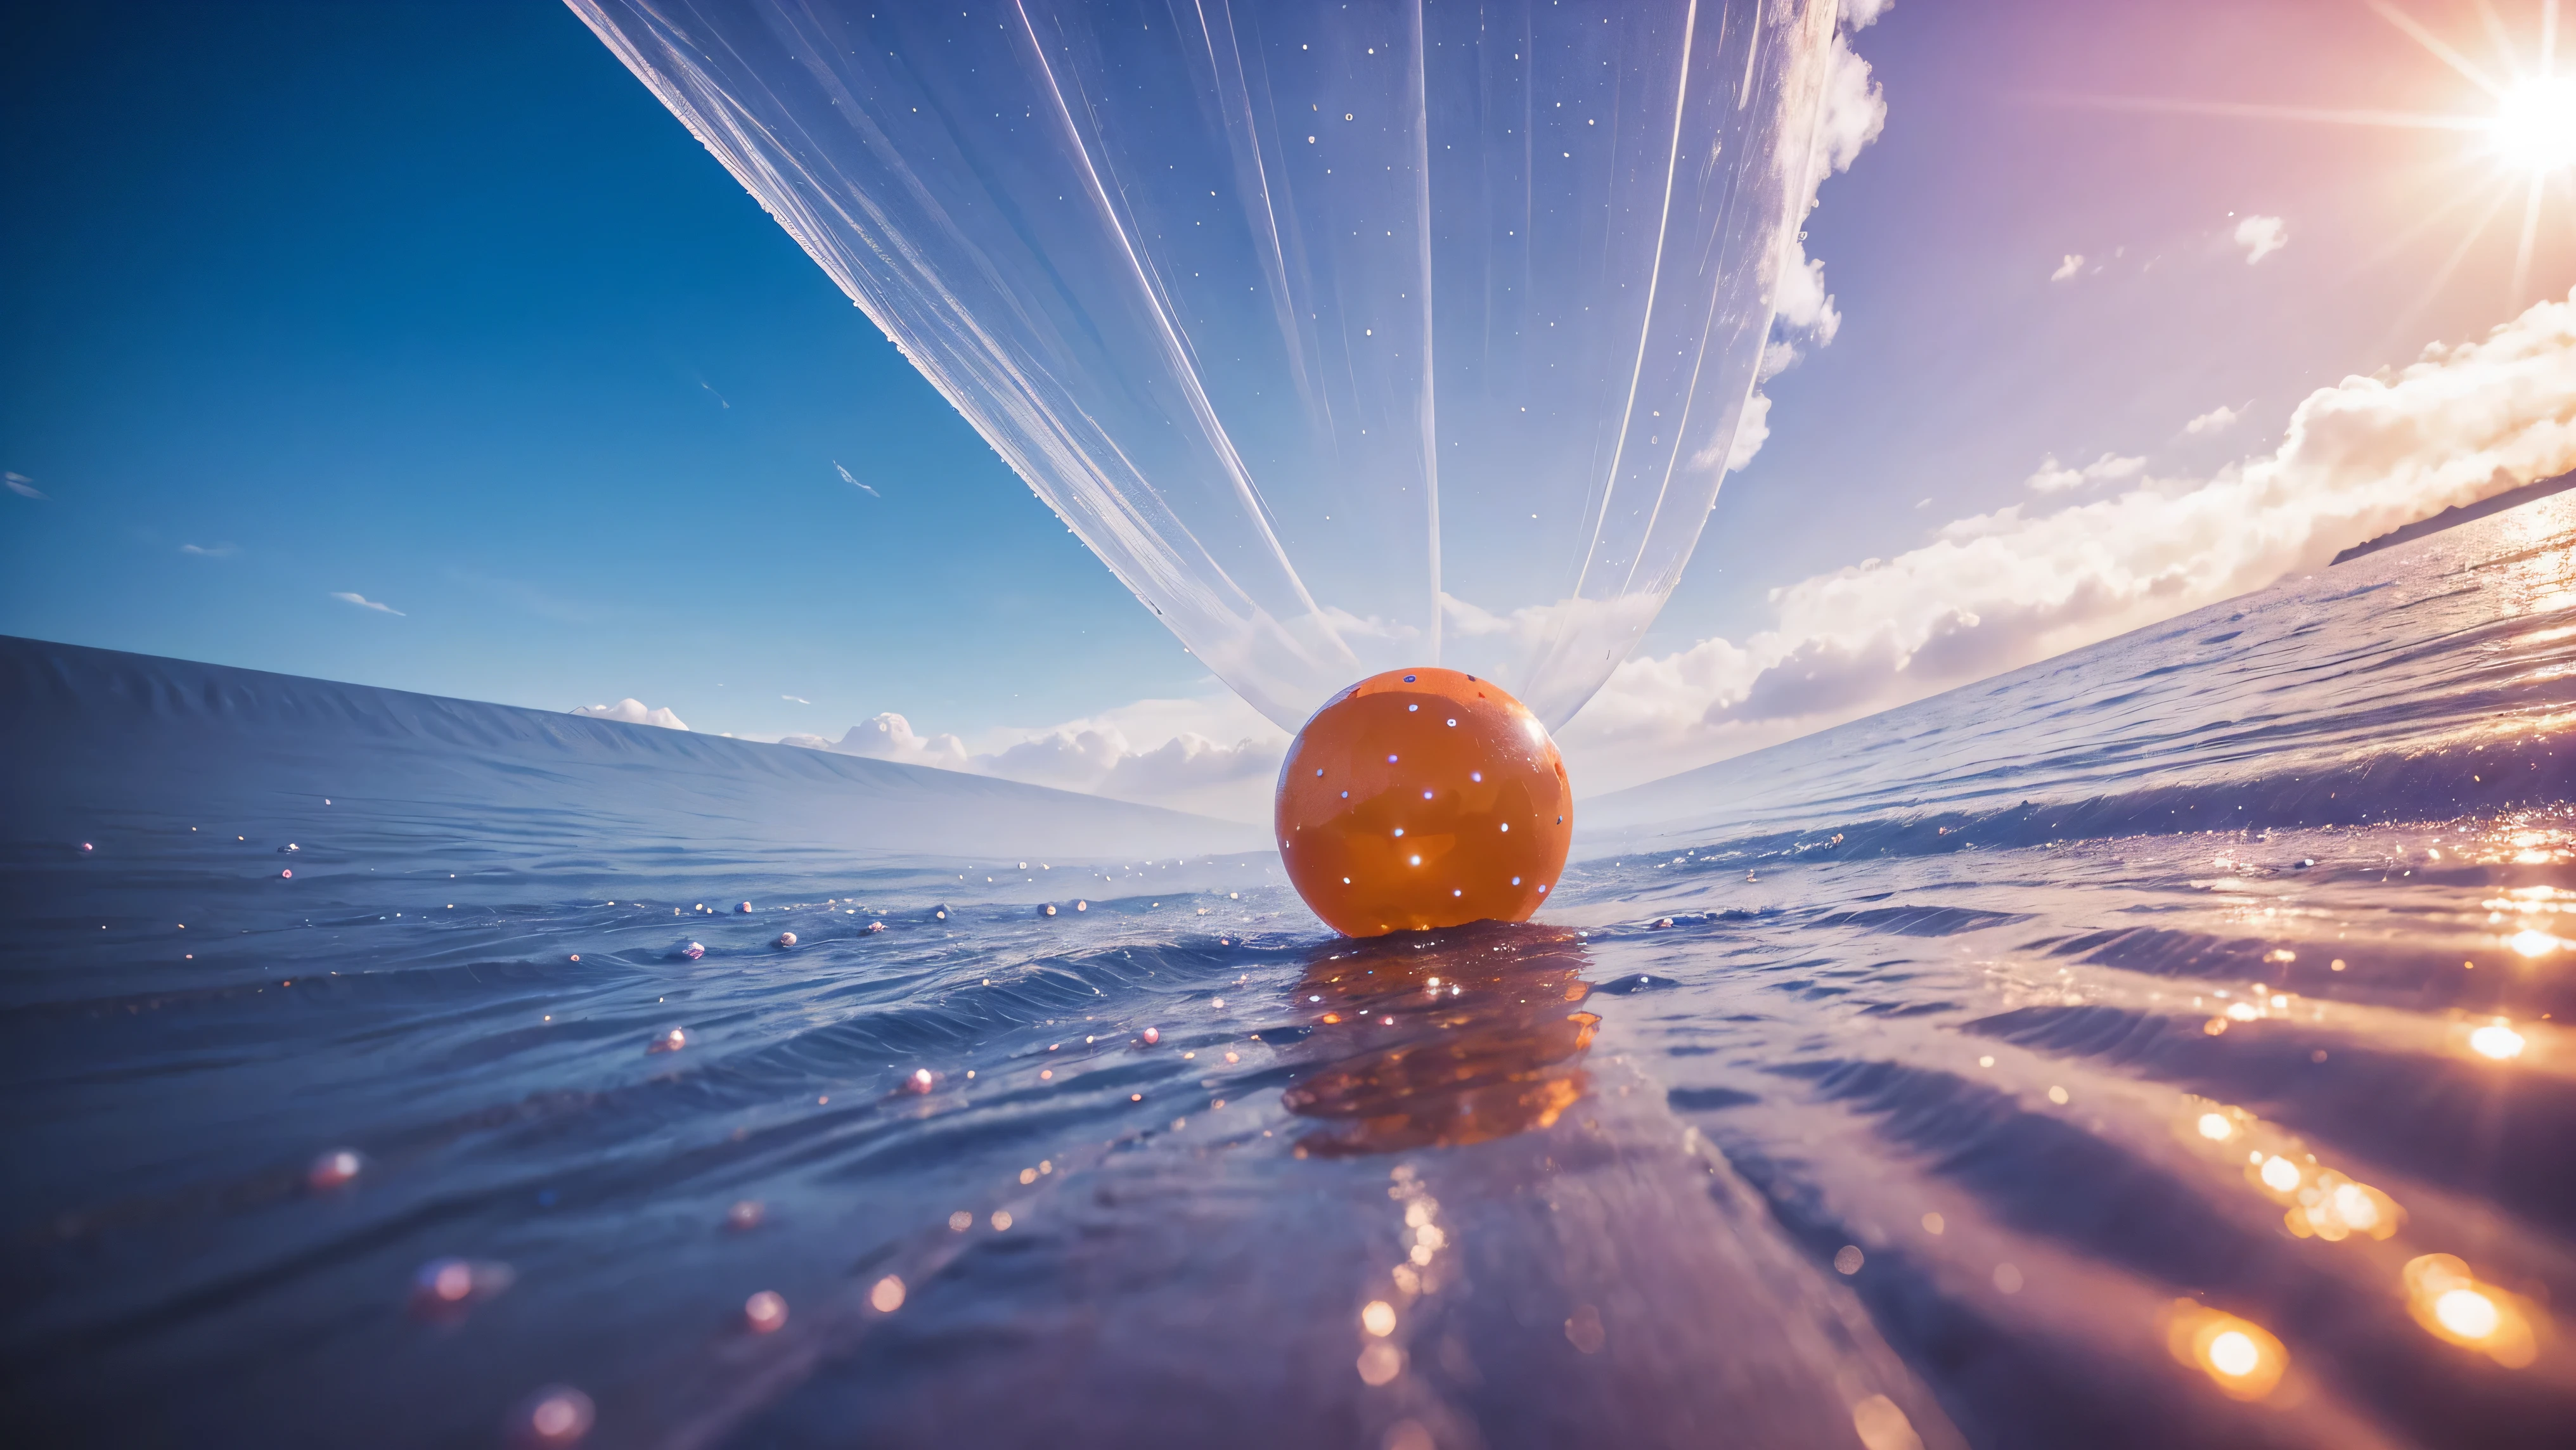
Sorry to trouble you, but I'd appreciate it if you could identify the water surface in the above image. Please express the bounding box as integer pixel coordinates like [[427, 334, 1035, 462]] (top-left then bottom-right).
[[9, 499, 2576, 1448]]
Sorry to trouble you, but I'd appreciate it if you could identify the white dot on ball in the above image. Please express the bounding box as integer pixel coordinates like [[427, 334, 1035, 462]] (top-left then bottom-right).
[[1410, 855, 1421, 866], [1446, 718, 1456, 726], [1500, 823, 1509, 831], [1512, 876, 1522, 885], [1408, 703, 1418, 712]]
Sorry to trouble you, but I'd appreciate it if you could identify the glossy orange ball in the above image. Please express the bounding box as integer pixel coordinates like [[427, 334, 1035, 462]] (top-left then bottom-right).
[[1275, 667, 1573, 937]]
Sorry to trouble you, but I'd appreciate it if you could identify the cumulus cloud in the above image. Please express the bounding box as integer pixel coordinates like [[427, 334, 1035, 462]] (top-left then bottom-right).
[[181, 542, 238, 557], [794, 712, 970, 768], [2234, 214, 2287, 264], [2051, 253, 2085, 283], [1727, 392, 1773, 474], [572, 698, 690, 730], [1737, 6, 1888, 475], [1559, 290, 2576, 790], [784, 693, 1288, 820], [330, 591, 404, 615], [2184, 404, 2244, 436], [4, 471, 46, 499], [2024, 451, 2146, 492]]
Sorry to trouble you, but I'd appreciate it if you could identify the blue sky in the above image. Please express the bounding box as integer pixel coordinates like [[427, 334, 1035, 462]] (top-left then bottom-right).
[[7, 1, 2575, 819], [0, 1, 1194, 735]]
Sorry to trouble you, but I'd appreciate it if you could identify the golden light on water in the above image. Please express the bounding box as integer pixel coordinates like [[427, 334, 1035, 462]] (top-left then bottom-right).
[[2206, 1330, 2261, 1377], [2435, 1288, 2502, 1338], [2507, 928, 2560, 956], [2285, 1174, 2403, 1243], [2195, 1098, 2408, 1243], [2165, 1301, 2288, 1400], [2470, 1021, 2529, 1060], [2403, 1254, 2540, 1367]]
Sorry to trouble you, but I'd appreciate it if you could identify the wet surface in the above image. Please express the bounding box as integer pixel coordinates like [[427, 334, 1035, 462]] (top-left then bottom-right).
[[10, 500, 2576, 1447]]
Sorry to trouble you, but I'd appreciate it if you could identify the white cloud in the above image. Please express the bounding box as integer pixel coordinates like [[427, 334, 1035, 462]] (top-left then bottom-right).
[[834, 460, 879, 497], [2184, 404, 2244, 436], [782, 694, 809, 703], [783, 691, 1289, 821], [2234, 214, 2287, 264], [793, 712, 970, 768], [4, 471, 45, 499], [181, 542, 238, 557], [1741, 13, 1887, 477], [572, 698, 690, 730], [1558, 290, 2576, 792], [2051, 253, 2085, 283], [1727, 392, 1774, 474], [2024, 451, 2146, 492], [330, 591, 404, 616]]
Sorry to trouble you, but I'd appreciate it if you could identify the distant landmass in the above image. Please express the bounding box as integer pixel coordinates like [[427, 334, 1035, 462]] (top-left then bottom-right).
[[2331, 470, 2576, 565]]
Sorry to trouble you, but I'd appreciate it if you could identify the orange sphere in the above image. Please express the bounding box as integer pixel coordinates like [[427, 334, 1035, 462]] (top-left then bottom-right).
[[1275, 667, 1572, 937]]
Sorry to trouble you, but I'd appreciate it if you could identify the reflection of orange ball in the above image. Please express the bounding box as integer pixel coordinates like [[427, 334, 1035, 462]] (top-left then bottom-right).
[[1275, 668, 1572, 937]]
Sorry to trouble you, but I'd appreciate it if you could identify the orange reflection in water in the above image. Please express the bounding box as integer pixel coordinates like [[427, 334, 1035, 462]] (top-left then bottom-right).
[[2183, 1098, 2405, 1243], [2163, 1300, 2288, 1401], [1280, 925, 1599, 1157], [2403, 1254, 2541, 1368]]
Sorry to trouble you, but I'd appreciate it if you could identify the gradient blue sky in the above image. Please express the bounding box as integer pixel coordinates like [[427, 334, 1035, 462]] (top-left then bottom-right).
[[6, 1, 2573, 809]]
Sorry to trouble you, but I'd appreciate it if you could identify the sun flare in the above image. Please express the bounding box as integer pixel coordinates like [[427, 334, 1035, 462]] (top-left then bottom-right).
[[2493, 75, 2576, 172]]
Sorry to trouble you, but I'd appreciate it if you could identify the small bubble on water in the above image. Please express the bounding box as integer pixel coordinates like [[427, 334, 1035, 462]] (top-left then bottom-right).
[[726, 1199, 764, 1231], [306, 1149, 361, 1191], [775, 931, 797, 947], [744, 1290, 788, 1333], [511, 1386, 596, 1447]]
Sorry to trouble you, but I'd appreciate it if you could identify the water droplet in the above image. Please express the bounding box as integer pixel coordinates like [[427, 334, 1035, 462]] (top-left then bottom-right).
[[512, 1385, 595, 1447]]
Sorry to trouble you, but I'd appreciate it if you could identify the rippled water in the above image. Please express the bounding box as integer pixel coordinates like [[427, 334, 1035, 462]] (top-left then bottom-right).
[[9, 499, 2576, 1449]]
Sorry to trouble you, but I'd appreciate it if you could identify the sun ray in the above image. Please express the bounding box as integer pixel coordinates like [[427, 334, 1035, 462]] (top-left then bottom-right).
[[2336, 161, 2520, 282], [2373, 176, 2522, 361], [2478, 0, 2531, 84], [2031, 93, 2486, 132], [2548, 0, 2562, 80], [2367, 0, 2508, 98], [2514, 170, 2548, 301]]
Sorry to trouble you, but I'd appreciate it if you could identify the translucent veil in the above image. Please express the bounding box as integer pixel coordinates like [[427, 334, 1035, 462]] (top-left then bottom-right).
[[569, 0, 1837, 731]]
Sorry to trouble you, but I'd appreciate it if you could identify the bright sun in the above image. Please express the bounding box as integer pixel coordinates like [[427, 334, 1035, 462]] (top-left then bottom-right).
[[2070, 2, 2576, 306], [2493, 76, 2576, 172]]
